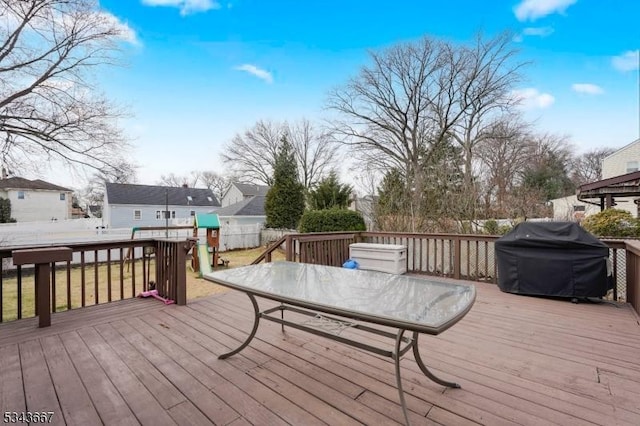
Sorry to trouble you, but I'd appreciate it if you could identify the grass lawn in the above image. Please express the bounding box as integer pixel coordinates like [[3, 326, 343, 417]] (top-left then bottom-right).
[[1, 246, 286, 323]]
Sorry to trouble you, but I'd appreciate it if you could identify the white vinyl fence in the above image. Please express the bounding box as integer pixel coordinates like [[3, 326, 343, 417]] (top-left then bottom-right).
[[0, 218, 263, 251]]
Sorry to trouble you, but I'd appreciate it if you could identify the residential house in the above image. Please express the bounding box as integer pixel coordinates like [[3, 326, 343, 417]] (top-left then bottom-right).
[[0, 177, 73, 222], [349, 194, 377, 230], [549, 194, 600, 222], [215, 195, 266, 226], [104, 183, 220, 228], [602, 138, 640, 179], [578, 139, 640, 217], [221, 182, 270, 207]]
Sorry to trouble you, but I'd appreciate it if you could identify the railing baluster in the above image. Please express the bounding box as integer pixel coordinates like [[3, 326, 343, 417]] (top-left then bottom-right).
[[66, 260, 71, 310], [131, 246, 136, 298], [17, 265, 22, 319], [51, 262, 56, 312], [107, 249, 112, 302], [94, 249, 99, 305], [80, 251, 86, 307], [119, 247, 124, 300]]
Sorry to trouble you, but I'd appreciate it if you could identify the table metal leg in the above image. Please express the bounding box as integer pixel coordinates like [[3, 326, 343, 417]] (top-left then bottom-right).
[[394, 329, 412, 426], [218, 293, 260, 359], [412, 331, 460, 388]]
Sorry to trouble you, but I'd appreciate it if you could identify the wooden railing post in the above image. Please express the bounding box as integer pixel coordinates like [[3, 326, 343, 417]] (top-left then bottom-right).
[[285, 235, 293, 261], [12, 248, 72, 328], [453, 238, 461, 280]]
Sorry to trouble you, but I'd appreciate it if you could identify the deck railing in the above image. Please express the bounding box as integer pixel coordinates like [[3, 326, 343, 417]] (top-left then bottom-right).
[[0, 238, 195, 326], [253, 231, 638, 315]]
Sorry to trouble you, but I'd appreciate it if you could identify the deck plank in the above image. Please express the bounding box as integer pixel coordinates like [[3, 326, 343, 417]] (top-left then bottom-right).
[[59, 331, 140, 426], [1, 278, 639, 426], [18, 339, 64, 425], [40, 335, 102, 425], [0, 344, 26, 414]]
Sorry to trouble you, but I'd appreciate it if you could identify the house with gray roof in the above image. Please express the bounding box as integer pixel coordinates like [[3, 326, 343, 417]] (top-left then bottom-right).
[[0, 177, 73, 222], [221, 182, 270, 207], [104, 182, 220, 228], [215, 195, 266, 227]]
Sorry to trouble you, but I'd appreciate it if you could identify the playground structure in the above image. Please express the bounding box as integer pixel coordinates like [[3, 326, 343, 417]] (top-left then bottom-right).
[[125, 214, 228, 277], [192, 213, 228, 276]]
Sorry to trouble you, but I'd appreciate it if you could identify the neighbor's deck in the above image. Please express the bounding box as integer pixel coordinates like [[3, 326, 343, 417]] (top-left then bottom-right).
[[1, 280, 639, 426]]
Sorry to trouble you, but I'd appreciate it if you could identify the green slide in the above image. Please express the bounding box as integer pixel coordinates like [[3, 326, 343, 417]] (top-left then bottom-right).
[[197, 242, 212, 277]]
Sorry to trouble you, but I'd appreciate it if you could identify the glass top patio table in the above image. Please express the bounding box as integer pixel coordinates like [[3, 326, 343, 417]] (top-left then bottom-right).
[[204, 261, 476, 335]]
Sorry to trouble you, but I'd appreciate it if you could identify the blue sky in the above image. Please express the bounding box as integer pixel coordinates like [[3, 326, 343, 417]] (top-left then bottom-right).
[[67, 0, 640, 188]]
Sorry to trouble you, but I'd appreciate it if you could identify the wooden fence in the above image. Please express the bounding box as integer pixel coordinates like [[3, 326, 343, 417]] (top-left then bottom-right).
[[255, 231, 638, 315]]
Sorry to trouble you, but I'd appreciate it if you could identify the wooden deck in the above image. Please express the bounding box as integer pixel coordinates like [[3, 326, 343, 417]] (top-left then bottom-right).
[[1, 280, 639, 426]]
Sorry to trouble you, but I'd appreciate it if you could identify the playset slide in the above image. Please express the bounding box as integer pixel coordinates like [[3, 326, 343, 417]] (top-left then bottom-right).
[[197, 242, 213, 276]]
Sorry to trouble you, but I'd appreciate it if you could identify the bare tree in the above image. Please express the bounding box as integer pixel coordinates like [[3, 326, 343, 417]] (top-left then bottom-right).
[[0, 0, 132, 176], [221, 119, 281, 185], [80, 160, 138, 208], [327, 32, 525, 228], [476, 115, 535, 216], [157, 171, 200, 188], [570, 147, 616, 186], [200, 171, 229, 201], [221, 118, 338, 188], [286, 119, 338, 189]]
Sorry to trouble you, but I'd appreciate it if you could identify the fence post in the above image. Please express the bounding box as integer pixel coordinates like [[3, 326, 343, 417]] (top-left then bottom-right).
[[12, 248, 72, 328]]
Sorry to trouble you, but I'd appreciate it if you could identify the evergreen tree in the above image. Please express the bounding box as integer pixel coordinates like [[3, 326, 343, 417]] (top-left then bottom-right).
[[0, 197, 16, 223], [265, 136, 306, 229], [307, 171, 352, 210]]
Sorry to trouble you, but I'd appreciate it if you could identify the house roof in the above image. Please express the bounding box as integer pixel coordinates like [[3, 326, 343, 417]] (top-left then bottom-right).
[[215, 195, 266, 216], [0, 177, 72, 192], [105, 183, 220, 207], [603, 138, 640, 161], [233, 182, 270, 196], [577, 170, 640, 206]]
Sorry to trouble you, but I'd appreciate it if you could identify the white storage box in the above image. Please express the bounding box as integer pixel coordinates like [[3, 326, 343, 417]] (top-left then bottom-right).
[[349, 243, 407, 274]]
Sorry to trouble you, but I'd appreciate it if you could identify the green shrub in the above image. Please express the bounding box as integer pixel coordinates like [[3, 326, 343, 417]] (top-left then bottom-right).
[[581, 209, 639, 238], [299, 208, 366, 233], [484, 220, 498, 235]]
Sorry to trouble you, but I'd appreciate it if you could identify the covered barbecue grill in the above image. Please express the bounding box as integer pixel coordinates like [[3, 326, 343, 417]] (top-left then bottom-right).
[[495, 222, 612, 299]]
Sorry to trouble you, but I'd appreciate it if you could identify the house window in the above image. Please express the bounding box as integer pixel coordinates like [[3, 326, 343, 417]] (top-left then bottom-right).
[[157, 210, 175, 220], [17, 191, 24, 199], [190, 210, 196, 216], [626, 161, 639, 173], [134, 210, 141, 220], [60, 193, 66, 201]]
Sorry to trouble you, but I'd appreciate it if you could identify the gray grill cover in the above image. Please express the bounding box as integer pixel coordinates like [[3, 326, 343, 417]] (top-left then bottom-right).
[[495, 222, 611, 298]]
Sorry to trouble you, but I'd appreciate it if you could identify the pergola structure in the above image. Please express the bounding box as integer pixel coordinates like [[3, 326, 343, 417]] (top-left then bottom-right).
[[577, 170, 640, 211]]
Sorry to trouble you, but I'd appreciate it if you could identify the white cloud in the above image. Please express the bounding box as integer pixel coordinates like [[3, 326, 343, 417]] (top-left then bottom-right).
[[514, 26, 554, 42], [234, 64, 273, 84], [571, 83, 604, 95], [612, 50, 639, 72], [141, 0, 220, 16], [100, 12, 139, 45], [511, 88, 555, 109], [514, 0, 577, 21], [522, 26, 554, 37]]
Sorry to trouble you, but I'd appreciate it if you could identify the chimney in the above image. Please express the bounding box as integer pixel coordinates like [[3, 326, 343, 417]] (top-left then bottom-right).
[[182, 183, 188, 188]]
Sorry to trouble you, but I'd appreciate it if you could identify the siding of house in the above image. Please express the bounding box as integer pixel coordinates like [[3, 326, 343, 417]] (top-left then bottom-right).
[[550, 195, 600, 221], [599, 139, 640, 216], [106, 204, 214, 229], [1, 189, 71, 222], [221, 185, 244, 207], [602, 139, 640, 179]]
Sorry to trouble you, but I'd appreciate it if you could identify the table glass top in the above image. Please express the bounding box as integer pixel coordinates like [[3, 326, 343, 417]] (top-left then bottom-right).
[[204, 261, 475, 332]]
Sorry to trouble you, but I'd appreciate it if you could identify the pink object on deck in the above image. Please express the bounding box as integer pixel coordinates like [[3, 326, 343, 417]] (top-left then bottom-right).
[[138, 289, 175, 305]]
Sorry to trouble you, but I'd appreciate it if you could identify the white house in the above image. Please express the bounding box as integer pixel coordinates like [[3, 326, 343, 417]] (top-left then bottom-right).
[[602, 138, 640, 179], [104, 183, 220, 229], [0, 177, 73, 222], [549, 194, 600, 221], [215, 195, 266, 227], [221, 182, 269, 207]]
